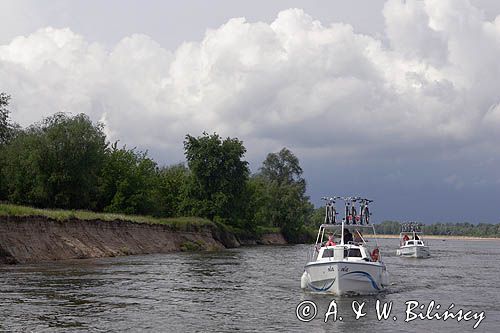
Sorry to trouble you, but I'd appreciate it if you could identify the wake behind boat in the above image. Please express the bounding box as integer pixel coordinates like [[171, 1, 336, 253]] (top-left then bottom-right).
[[396, 222, 430, 258], [301, 196, 389, 295]]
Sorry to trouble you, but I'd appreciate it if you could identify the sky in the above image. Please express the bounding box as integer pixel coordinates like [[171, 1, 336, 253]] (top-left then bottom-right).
[[1, 0, 500, 223]]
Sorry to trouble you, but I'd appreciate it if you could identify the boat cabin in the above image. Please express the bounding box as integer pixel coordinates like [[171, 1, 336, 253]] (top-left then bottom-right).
[[399, 230, 426, 247]]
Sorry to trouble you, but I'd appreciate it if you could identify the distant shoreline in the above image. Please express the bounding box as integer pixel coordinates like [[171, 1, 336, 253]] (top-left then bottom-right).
[[367, 234, 500, 241]]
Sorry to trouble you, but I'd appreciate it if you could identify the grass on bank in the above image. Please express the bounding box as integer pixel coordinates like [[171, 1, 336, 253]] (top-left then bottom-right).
[[0, 203, 214, 231]]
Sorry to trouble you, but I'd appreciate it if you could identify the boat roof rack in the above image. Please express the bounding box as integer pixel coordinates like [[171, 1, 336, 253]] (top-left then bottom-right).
[[320, 223, 375, 229], [401, 222, 424, 232]]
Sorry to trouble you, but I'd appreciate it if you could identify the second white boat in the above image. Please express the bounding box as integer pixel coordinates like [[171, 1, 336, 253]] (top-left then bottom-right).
[[396, 223, 430, 258]]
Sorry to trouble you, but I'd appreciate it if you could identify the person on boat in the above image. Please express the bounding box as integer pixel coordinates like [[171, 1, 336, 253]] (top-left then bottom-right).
[[371, 248, 380, 261], [414, 234, 420, 240], [401, 234, 409, 246], [325, 233, 336, 247], [354, 230, 363, 244], [344, 229, 353, 243]]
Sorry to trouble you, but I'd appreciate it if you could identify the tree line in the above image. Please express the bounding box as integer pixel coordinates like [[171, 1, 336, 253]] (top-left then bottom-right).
[[375, 221, 500, 238], [0, 93, 312, 241]]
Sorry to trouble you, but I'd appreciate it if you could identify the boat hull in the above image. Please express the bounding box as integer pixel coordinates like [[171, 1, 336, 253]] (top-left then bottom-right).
[[302, 261, 389, 295], [396, 245, 430, 258]]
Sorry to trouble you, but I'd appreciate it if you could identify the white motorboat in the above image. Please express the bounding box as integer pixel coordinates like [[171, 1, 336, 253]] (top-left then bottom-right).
[[301, 197, 389, 295], [396, 223, 430, 258]]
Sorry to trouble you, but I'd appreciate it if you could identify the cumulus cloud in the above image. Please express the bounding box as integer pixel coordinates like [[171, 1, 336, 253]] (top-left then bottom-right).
[[1, 0, 500, 172]]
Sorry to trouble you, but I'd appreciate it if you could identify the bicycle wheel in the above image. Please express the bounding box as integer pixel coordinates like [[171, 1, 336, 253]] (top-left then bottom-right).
[[364, 207, 370, 224]]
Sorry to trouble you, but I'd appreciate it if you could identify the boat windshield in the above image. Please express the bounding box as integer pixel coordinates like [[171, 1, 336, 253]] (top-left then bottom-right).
[[322, 249, 334, 258], [406, 240, 425, 246], [346, 248, 362, 257], [319, 247, 364, 260]]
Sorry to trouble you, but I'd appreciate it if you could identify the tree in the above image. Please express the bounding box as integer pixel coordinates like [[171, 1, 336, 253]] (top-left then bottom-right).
[[245, 175, 271, 228], [0, 129, 41, 202], [0, 93, 10, 198], [1, 113, 107, 209], [98, 143, 159, 215], [183, 132, 249, 226], [0, 93, 12, 145], [375, 221, 401, 235], [261, 147, 304, 186], [309, 206, 326, 227], [257, 148, 313, 241], [156, 163, 190, 217], [0, 93, 21, 199]]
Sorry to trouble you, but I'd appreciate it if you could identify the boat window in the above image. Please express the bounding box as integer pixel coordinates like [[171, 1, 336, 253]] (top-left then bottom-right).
[[417, 241, 423, 245], [407, 241, 414, 245], [322, 249, 334, 258], [346, 248, 362, 257]]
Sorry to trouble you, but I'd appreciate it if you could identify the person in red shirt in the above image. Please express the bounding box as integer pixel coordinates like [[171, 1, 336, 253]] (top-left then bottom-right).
[[325, 233, 336, 246], [401, 234, 410, 246]]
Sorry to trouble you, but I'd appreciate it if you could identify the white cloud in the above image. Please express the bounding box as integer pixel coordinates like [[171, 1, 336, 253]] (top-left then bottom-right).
[[1, 0, 500, 171]]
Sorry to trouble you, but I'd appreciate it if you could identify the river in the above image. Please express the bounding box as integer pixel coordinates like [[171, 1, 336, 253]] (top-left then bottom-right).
[[1, 238, 499, 332]]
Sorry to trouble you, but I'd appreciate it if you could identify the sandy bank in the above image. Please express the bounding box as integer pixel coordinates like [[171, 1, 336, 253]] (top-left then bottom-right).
[[0, 215, 287, 264]]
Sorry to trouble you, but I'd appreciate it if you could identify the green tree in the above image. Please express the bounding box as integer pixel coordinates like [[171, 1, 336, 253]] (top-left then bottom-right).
[[1, 113, 108, 208], [245, 175, 270, 228], [183, 132, 249, 226], [256, 148, 313, 241], [261, 147, 304, 186], [98, 143, 159, 215], [0, 93, 10, 198], [0, 93, 12, 145], [156, 163, 190, 217], [0, 129, 40, 202], [309, 206, 326, 227]]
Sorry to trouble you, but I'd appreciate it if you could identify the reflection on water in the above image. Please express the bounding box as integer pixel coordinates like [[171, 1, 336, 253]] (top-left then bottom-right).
[[1, 239, 499, 332]]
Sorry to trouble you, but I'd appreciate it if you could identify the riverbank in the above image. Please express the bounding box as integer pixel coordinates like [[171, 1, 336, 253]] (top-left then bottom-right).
[[0, 204, 286, 264]]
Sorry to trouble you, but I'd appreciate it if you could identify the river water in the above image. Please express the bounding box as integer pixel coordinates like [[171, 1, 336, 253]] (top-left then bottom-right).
[[1, 238, 499, 332]]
